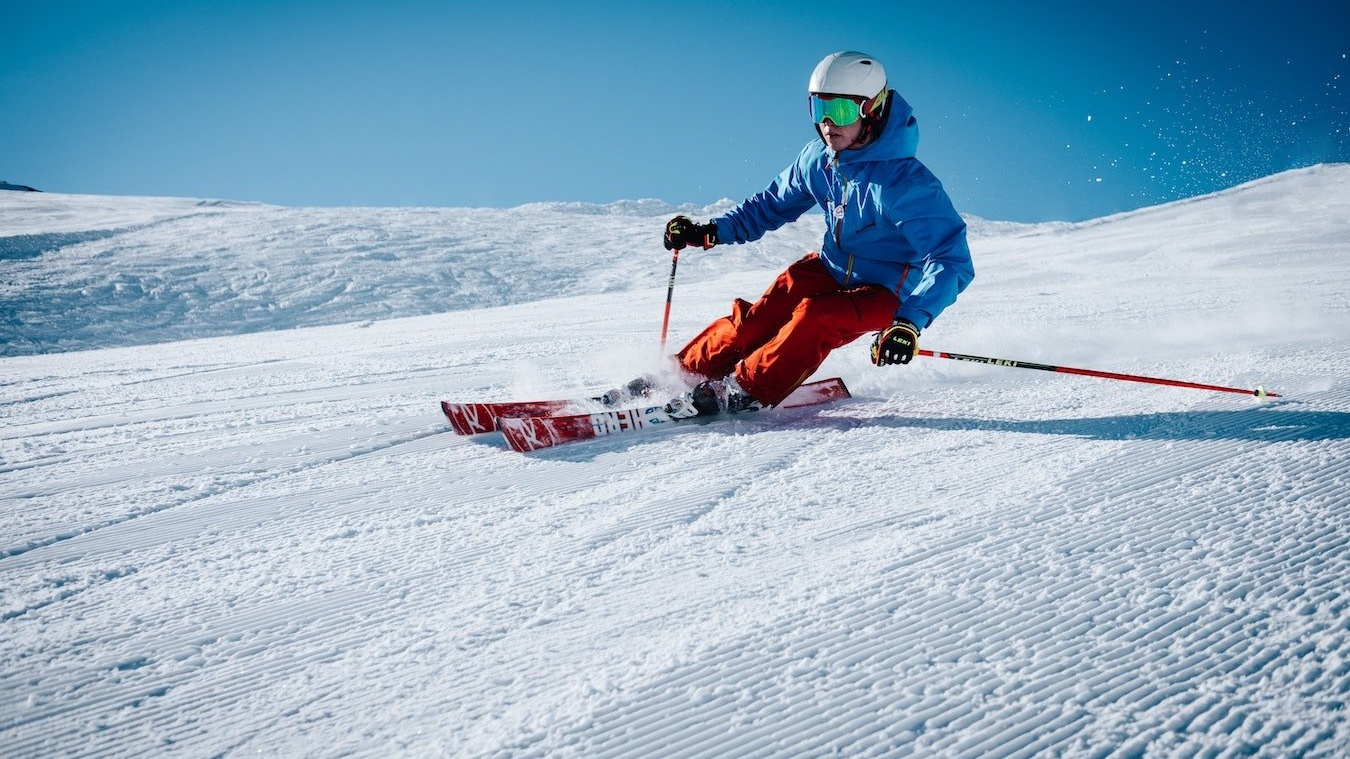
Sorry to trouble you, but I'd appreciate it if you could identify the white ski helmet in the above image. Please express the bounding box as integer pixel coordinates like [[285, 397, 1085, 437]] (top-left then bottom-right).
[[809, 51, 888, 103]]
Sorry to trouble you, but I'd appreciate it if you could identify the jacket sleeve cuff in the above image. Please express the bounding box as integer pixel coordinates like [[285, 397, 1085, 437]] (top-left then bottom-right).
[[896, 309, 931, 331], [713, 218, 733, 244]]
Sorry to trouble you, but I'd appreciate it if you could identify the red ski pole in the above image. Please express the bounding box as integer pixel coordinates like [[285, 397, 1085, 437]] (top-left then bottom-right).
[[917, 349, 1279, 399], [659, 248, 680, 356]]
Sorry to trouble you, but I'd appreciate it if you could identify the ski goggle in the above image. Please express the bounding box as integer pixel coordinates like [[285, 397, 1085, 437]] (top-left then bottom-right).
[[809, 94, 868, 126]]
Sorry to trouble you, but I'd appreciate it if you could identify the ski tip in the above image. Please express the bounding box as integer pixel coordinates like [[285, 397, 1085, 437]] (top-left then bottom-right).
[[441, 401, 473, 435], [497, 417, 534, 453], [441, 401, 499, 435], [498, 416, 548, 453], [498, 414, 593, 453]]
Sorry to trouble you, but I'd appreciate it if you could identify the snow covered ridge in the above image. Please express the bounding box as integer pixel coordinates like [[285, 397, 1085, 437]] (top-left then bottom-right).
[[0, 191, 806, 356], [2, 163, 1343, 357], [1, 165, 1348, 756]]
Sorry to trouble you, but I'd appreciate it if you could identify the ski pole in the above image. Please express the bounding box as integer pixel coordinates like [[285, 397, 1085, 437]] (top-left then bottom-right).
[[659, 248, 680, 356], [917, 349, 1279, 399]]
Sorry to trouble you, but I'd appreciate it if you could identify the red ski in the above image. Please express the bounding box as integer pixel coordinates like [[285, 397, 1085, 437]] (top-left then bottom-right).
[[499, 378, 851, 453], [441, 398, 582, 435], [441, 380, 658, 435]]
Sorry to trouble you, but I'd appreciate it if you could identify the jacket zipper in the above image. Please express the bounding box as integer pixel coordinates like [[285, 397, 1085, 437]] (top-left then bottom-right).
[[831, 156, 855, 286]]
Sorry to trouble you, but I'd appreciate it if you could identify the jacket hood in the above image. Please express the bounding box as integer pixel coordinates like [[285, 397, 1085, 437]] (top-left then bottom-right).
[[827, 90, 919, 164]]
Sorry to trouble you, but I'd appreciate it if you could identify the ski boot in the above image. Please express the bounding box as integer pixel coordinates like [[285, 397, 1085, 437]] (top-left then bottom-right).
[[665, 376, 763, 419], [600, 375, 659, 407]]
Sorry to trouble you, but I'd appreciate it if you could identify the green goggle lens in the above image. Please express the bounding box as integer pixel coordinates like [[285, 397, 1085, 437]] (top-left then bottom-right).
[[810, 95, 865, 126]]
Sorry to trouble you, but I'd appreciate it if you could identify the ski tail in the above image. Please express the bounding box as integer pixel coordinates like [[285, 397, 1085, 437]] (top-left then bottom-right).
[[778, 376, 851, 408], [500, 377, 850, 453]]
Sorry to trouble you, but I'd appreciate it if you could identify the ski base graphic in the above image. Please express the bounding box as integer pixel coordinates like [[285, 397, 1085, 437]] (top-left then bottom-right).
[[499, 378, 850, 452]]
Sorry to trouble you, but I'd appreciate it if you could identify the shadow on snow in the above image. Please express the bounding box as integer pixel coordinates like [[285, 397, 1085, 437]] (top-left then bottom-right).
[[849, 406, 1350, 444], [504, 404, 1350, 461]]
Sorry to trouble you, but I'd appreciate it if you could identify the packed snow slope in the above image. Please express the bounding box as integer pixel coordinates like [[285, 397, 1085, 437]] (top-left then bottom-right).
[[2, 165, 1349, 758]]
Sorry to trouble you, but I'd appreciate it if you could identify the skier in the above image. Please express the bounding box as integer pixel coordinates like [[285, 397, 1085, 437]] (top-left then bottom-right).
[[662, 51, 974, 418]]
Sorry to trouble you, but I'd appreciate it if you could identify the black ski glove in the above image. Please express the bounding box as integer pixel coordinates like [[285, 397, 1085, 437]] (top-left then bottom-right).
[[871, 319, 920, 365], [664, 215, 718, 251]]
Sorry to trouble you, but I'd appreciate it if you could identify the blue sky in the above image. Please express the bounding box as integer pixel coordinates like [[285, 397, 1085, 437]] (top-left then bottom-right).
[[3, 0, 1346, 222]]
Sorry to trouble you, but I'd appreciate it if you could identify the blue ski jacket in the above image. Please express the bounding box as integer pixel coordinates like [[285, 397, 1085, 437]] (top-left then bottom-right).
[[713, 92, 974, 330]]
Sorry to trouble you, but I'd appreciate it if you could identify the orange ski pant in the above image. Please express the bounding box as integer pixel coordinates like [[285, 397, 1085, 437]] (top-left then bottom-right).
[[676, 253, 900, 406]]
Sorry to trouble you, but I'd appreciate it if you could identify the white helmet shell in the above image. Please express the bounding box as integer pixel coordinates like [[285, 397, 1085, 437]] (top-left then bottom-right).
[[809, 51, 887, 100]]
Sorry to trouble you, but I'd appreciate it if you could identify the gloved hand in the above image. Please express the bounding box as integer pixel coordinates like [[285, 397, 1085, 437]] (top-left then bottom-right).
[[870, 319, 920, 365], [664, 215, 718, 251]]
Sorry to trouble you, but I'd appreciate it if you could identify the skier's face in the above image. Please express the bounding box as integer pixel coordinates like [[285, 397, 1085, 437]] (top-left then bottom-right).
[[818, 118, 865, 151]]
